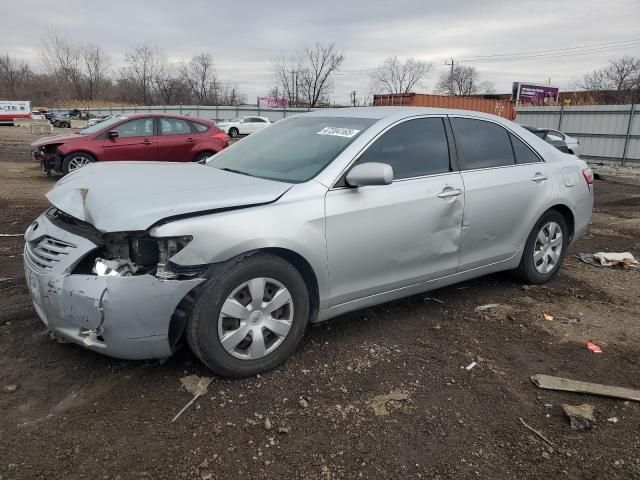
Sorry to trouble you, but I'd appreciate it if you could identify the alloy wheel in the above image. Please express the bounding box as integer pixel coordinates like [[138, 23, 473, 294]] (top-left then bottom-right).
[[533, 221, 563, 274], [67, 156, 91, 171], [218, 277, 294, 360]]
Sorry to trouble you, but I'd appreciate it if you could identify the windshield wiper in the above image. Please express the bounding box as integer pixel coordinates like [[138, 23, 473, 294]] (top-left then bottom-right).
[[219, 167, 254, 177]]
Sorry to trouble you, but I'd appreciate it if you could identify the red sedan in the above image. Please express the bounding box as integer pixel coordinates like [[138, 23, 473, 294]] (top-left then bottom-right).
[[31, 113, 229, 175]]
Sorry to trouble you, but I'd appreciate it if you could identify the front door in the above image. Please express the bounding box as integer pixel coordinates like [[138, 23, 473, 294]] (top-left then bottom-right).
[[103, 117, 157, 161], [325, 117, 464, 306]]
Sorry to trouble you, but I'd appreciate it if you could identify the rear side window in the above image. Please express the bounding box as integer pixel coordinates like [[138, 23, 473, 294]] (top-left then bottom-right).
[[191, 122, 209, 133], [451, 118, 515, 170], [160, 118, 191, 135], [357, 118, 450, 179], [510, 134, 541, 164]]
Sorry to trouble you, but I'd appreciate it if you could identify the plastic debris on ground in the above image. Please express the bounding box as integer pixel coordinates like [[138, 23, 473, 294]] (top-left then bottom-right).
[[543, 313, 554, 321], [465, 361, 477, 371], [562, 403, 595, 430], [475, 304, 500, 312], [578, 252, 640, 270], [587, 342, 603, 353]]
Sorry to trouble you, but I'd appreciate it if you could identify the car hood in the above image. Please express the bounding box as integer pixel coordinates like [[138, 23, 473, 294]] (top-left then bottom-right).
[[46, 162, 293, 232], [31, 133, 87, 148]]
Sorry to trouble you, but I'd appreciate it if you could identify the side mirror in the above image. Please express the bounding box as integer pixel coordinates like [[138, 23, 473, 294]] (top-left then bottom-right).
[[107, 130, 119, 139], [346, 162, 393, 187]]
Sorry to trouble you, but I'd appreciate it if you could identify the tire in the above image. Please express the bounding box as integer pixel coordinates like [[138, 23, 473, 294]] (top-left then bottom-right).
[[62, 152, 96, 175], [514, 210, 568, 284], [228, 127, 239, 138], [194, 151, 215, 164], [187, 253, 310, 377]]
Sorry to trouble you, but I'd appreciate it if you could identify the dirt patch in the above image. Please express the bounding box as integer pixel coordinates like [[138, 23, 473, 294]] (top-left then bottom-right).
[[1, 128, 640, 479]]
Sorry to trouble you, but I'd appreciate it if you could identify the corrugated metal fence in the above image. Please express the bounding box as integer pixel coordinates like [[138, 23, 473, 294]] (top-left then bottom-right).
[[516, 104, 639, 165], [50, 105, 314, 123]]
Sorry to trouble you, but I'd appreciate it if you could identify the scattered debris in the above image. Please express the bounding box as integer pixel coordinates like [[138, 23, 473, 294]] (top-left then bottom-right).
[[423, 297, 445, 304], [543, 313, 554, 321], [0, 233, 23, 237], [578, 252, 640, 270], [531, 374, 640, 402], [587, 341, 603, 353], [562, 404, 596, 430], [298, 398, 309, 409], [607, 417, 618, 424], [518, 417, 554, 446], [475, 304, 500, 312], [171, 375, 214, 422], [465, 361, 477, 371], [277, 426, 291, 434], [369, 390, 409, 416], [3, 384, 18, 393], [264, 417, 272, 430]]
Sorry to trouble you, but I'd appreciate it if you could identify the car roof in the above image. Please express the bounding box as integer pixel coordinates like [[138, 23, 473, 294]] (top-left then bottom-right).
[[299, 106, 511, 124], [109, 112, 215, 123]]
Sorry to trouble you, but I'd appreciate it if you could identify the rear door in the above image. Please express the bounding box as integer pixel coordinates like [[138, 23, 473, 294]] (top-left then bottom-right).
[[450, 116, 553, 271], [325, 117, 465, 306], [103, 117, 156, 161], [157, 117, 197, 162]]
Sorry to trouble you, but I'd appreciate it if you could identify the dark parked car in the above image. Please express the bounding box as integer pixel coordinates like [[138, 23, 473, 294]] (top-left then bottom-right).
[[32, 113, 229, 175]]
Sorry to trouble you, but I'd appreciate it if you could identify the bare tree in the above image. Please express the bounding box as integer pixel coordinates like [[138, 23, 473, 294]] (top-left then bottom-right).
[[82, 44, 110, 101], [124, 44, 161, 104], [435, 64, 493, 96], [40, 32, 84, 99], [0, 53, 31, 98], [582, 56, 640, 102], [369, 56, 432, 94], [272, 43, 344, 107], [179, 52, 217, 104]]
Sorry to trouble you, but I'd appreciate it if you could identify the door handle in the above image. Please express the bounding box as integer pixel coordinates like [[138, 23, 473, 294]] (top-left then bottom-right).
[[142, 139, 152, 145], [437, 188, 462, 198], [186, 137, 196, 143], [532, 172, 548, 182]]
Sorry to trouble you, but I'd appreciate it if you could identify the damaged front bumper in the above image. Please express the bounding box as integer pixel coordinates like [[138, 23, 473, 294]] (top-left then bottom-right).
[[32, 148, 62, 173], [23, 213, 204, 360]]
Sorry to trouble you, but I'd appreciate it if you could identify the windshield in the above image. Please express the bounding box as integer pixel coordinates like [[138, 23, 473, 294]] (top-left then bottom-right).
[[80, 115, 128, 134], [208, 116, 376, 183]]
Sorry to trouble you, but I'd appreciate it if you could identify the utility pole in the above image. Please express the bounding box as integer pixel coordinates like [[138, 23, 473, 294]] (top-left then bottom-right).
[[445, 58, 457, 95], [290, 70, 299, 107], [351, 90, 357, 106]]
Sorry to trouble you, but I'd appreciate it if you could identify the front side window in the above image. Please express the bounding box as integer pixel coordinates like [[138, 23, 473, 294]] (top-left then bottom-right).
[[115, 118, 154, 138], [208, 116, 376, 183], [451, 118, 515, 170], [80, 115, 128, 135], [160, 118, 191, 135], [357, 118, 450, 179]]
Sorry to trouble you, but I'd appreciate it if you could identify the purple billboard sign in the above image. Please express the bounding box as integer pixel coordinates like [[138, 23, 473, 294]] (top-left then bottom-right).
[[513, 83, 559, 106], [258, 97, 289, 108]]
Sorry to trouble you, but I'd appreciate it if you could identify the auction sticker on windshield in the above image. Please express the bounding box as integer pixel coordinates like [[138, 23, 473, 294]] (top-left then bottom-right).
[[316, 127, 360, 138]]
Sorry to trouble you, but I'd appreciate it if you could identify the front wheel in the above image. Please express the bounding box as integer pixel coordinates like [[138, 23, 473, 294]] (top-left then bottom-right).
[[514, 210, 568, 284], [62, 152, 95, 175], [228, 127, 239, 138], [194, 151, 215, 164], [187, 253, 310, 377]]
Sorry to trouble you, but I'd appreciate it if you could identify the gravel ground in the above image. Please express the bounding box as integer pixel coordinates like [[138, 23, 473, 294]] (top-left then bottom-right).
[[1, 126, 639, 480]]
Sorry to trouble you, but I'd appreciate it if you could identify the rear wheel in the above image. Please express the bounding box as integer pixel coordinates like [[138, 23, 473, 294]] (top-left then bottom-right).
[[228, 127, 239, 138], [514, 210, 568, 284], [187, 253, 310, 377], [62, 152, 95, 175]]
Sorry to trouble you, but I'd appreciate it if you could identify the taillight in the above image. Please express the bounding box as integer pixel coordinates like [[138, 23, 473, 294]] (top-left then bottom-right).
[[212, 131, 229, 146], [582, 167, 594, 185]]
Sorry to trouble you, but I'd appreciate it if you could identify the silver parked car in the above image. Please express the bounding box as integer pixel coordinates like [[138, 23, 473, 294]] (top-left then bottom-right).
[[24, 107, 594, 377]]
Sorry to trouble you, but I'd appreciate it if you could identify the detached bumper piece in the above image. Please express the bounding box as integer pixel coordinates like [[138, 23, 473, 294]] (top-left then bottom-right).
[[23, 213, 203, 360]]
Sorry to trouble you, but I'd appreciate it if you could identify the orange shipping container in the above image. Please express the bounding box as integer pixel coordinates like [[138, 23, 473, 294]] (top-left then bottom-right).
[[372, 93, 516, 120]]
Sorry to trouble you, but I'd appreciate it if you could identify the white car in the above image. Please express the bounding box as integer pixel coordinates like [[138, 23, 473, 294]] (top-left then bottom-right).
[[216, 116, 271, 138], [540, 129, 580, 156]]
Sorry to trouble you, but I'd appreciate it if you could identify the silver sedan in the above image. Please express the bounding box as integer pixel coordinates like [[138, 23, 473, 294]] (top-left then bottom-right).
[[24, 107, 594, 377]]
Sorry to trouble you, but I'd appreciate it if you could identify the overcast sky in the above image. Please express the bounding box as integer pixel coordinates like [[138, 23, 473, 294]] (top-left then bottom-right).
[[3, 0, 640, 104]]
